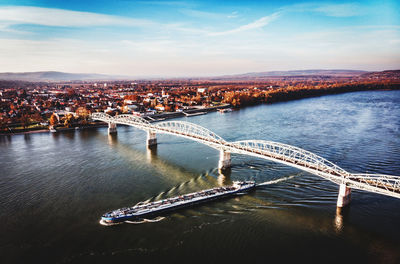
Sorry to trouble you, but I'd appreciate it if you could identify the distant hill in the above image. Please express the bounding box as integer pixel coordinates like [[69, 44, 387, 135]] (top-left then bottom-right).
[[1, 69, 398, 82], [361, 70, 400, 79], [212, 69, 368, 80], [0, 71, 130, 81]]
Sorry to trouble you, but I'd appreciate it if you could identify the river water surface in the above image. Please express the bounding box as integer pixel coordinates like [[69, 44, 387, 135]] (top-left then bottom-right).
[[1, 91, 400, 263]]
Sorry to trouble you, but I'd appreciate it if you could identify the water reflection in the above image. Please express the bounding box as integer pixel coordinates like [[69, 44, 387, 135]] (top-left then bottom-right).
[[107, 133, 118, 145], [51, 131, 60, 140], [146, 145, 157, 162], [217, 168, 231, 186], [335, 208, 344, 232], [24, 133, 31, 142], [335, 206, 350, 233], [0, 134, 12, 147], [62, 130, 75, 140], [79, 127, 99, 140]]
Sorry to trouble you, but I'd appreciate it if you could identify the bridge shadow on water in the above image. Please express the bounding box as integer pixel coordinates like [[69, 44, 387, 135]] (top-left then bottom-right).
[[100, 132, 230, 195]]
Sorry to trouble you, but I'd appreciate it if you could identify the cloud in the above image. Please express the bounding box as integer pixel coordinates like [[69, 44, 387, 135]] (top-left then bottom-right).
[[228, 11, 239, 19], [313, 3, 365, 17], [137, 1, 194, 7], [180, 9, 222, 19], [180, 9, 238, 19], [0, 6, 154, 28], [208, 12, 280, 36], [0, 22, 28, 34], [280, 2, 367, 17]]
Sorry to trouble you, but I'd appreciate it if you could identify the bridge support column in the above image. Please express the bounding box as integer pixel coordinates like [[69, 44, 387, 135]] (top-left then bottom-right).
[[147, 130, 157, 147], [337, 183, 351, 208], [108, 122, 117, 134], [218, 150, 231, 170]]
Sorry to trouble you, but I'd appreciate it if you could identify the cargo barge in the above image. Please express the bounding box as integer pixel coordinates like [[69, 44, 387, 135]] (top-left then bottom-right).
[[100, 181, 256, 225]]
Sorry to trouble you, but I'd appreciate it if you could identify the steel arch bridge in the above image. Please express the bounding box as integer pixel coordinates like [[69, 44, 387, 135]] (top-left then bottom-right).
[[91, 113, 400, 202]]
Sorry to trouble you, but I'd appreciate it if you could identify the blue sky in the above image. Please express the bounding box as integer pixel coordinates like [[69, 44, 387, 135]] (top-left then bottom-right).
[[0, 0, 399, 77]]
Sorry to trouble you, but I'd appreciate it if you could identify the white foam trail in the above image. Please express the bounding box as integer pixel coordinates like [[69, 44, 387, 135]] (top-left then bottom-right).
[[167, 186, 176, 193], [125, 216, 165, 224], [125, 220, 147, 224], [144, 216, 165, 223], [154, 192, 165, 200], [257, 175, 296, 186], [99, 219, 123, 226]]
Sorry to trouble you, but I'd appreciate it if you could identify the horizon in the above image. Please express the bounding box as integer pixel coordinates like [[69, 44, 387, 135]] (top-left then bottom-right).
[[0, 68, 384, 81], [0, 0, 399, 77]]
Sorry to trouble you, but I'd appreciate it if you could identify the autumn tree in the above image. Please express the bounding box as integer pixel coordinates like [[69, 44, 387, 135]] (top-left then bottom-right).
[[76, 107, 90, 125], [32, 112, 43, 123], [164, 105, 173, 112], [20, 113, 30, 129], [124, 94, 139, 101], [63, 113, 74, 128], [150, 99, 157, 109], [0, 116, 5, 130], [49, 113, 59, 128]]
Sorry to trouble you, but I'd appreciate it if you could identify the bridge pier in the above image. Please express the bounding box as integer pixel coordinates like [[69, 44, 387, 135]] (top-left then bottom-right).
[[218, 150, 231, 170], [108, 122, 117, 134], [337, 183, 351, 208], [147, 130, 157, 147]]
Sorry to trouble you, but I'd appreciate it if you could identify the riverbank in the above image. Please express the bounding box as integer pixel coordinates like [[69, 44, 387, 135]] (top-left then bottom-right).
[[144, 104, 230, 121], [2, 83, 399, 136], [0, 123, 110, 136], [226, 83, 400, 108], [0, 104, 231, 136]]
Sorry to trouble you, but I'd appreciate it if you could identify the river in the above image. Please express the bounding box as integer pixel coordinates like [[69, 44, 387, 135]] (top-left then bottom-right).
[[1, 90, 400, 263]]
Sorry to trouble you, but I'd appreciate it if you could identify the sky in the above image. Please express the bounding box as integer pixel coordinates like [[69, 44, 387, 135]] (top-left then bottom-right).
[[0, 0, 399, 77]]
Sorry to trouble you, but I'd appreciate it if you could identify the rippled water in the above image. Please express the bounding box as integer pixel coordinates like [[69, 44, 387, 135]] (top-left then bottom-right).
[[1, 91, 400, 263]]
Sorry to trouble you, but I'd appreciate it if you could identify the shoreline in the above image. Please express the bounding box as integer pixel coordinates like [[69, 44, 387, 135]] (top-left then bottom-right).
[[0, 104, 230, 136], [1, 88, 399, 136]]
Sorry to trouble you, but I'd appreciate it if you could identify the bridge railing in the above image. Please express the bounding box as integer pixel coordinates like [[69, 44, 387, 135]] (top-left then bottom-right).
[[348, 174, 400, 192], [114, 114, 151, 125], [155, 121, 227, 144], [91, 112, 114, 122], [91, 112, 153, 130], [230, 140, 350, 178]]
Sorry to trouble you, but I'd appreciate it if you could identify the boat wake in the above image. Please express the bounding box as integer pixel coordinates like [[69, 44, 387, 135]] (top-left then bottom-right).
[[147, 175, 204, 203], [125, 216, 165, 224], [99, 219, 124, 226], [257, 175, 296, 186]]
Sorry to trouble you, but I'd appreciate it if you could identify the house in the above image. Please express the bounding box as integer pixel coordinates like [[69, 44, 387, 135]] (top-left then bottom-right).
[[155, 104, 165, 111], [197, 88, 207, 93]]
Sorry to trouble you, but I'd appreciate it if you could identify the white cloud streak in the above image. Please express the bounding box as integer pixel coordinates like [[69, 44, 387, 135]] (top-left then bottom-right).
[[180, 9, 239, 19], [137, 1, 194, 7], [0, 6, 154, 28], [280, 2, 367, 17], [208, 12, 280, 36], [313, 3, 366, 17]]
